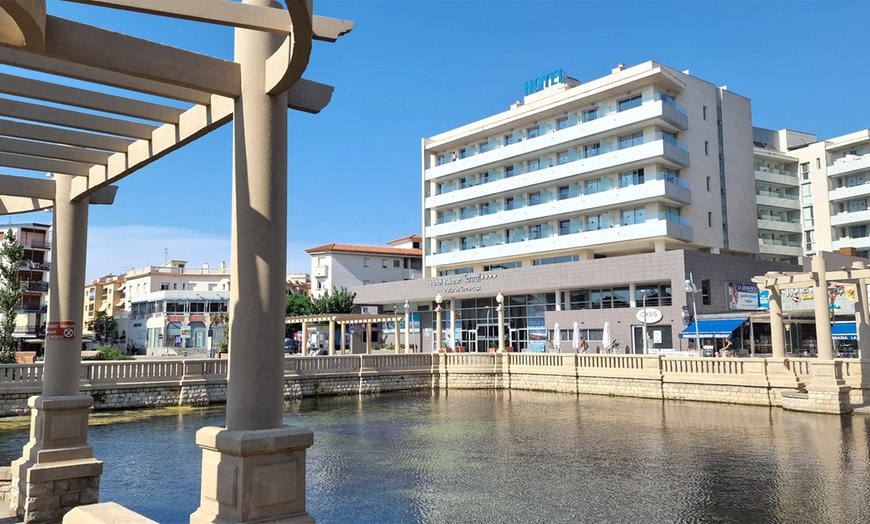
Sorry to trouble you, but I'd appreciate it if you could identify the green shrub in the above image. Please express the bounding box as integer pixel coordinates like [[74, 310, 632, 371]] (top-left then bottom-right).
[[84, 345, 132, 361]]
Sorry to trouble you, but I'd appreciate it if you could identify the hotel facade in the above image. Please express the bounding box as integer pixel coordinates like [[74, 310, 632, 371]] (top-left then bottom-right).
[[345, 61, 824, 354]]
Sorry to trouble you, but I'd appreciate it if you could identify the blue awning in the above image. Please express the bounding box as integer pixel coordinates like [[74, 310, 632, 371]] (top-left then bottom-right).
[[831, 322, 857, 341], [679, 319, 745, 339]]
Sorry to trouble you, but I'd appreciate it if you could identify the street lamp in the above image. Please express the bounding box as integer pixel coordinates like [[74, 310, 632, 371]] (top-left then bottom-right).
[[403, 299, 411, 354], [496, 292, 505, 352], [684, 274, 701, 357], [435, 293, 443, 352], [641, 291, 649, 355]]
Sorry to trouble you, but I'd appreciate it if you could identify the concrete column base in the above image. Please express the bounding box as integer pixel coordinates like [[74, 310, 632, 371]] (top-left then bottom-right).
[[10, 395, 103, 523], [191, 425, 314, 524], [799, 360, 853, 414]]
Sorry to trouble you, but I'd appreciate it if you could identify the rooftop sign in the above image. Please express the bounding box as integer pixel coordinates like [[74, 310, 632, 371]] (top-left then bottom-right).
[[524, 69, 564, 96]]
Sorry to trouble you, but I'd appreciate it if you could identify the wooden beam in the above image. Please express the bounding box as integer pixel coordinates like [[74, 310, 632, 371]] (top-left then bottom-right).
[[0, 151, 90, 176], [0, 136, 110, 165], [0, 174, 55, 199], [0, 119, 134, 152], [0, 45, 213, 105], [0, 97, 156, 139], [44, 16, 241, 97], [0, 72, 184, 124]]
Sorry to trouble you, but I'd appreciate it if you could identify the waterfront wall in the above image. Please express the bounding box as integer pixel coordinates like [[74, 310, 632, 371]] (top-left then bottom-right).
[[1, 354, 868, 417]]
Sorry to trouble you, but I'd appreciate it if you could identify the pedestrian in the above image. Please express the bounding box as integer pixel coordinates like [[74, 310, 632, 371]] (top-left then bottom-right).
[[578, 336, 588, 353]]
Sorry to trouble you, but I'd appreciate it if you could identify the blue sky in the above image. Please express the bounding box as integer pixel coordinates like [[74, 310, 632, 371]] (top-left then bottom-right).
[[6, 0, 870, 281]]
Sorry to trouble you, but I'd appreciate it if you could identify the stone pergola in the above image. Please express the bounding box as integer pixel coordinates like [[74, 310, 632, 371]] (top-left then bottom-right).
[[753, 255, 870, 413], [0, 1, 352, 522], [287, 314, 404, 354]]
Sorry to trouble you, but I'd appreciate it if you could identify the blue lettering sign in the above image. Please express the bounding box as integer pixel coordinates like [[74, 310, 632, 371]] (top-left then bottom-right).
[[523, 69, 565, 96]]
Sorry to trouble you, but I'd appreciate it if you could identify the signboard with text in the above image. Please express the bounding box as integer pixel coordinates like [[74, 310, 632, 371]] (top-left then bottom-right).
[[727, 282, 760, 310], [46, 321, 75, 340]]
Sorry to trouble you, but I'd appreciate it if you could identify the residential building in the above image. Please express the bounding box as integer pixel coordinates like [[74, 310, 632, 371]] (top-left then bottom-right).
[[83, 273, 127, 344], [307, 235, 422, 299], [352, 61, 828, 354], [0, 223, 50, 352]]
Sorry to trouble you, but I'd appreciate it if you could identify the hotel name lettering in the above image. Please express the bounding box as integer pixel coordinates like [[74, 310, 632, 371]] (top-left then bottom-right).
[[430, 273, 497, 294]]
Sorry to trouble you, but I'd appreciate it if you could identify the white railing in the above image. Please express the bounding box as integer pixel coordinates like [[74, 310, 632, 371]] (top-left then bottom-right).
[[0, 354, 863, 394]]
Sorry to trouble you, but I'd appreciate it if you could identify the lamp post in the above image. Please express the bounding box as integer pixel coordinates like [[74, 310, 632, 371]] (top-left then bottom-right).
[[403, 299, 411, 354], [684, 274, 701, 357], [487, 305, 493, 351], [496, 292, 505, 352], [641, 292, 649, 355], [435, 293, 443, 352]]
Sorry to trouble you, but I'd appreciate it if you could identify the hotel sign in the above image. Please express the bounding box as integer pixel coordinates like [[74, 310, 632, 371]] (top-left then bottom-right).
[[430, 272, 497, 294], [524, 69, 564, 96]]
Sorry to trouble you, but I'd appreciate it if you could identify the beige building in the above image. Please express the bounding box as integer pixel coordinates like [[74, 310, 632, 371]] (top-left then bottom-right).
[[307, 235, 422, 299], [1, 223, 51, 353], [83, 273, 127, 344]]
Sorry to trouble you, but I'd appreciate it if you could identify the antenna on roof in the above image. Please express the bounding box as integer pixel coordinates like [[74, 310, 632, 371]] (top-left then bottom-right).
[[164, 248, 168, 263]]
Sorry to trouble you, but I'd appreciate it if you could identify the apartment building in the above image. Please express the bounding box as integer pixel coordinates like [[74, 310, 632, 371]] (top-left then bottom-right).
[[83, 273, 127, 343], [307, 235, 422, 299], [0, 223, 50, 352]]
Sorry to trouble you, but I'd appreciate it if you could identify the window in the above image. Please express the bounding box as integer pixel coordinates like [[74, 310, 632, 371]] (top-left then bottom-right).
[[527, 125, 540, 139], [703, 105, 707, 120], [556, 117, 568, 129], [708, 212, 713, 227], [619, 168, 644, 187], [484, 261, 521, 271], [816, 158, 821, 169], [584, 143, 600, 157], [480, 202, 491, 215], [528, 158, 540, 171], [557, 150, 569, 164], [363, 258, 370, 268], [160, 283, 169, 290], [363, 280, 370, 285], [559, 220, 571, 235], [382, 259, 387, 268], [505, 165, 515, 178], [529, 191, 541, 206], [393, 260, 400, 268], [617, 95, 642, 112], [701, 280, 711, 305], [800, 162, 810, 181], [530, 225, 542, 240], [704, 141, 709, 155], [583, 107, 598, 121], [558, 186, 569, 200], [618, 132, 642, 149], [706, 177, 711, 191]]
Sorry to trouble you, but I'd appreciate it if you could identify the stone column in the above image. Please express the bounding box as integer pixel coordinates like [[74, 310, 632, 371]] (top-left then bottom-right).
[[435, 306, 442, 353], [328, 320, 336, 356], [851, 263, 870, 360], [193, 2, 313, 522], [768, 286, 785, 359], [450, 305, 456, 351], [804, 256, 850, 413], [366, 323, 372, 354], [339, 323, 346, 355], [497, 294, 505, 352], [11, 174, 103, 523], [301, 321, 308, 353]]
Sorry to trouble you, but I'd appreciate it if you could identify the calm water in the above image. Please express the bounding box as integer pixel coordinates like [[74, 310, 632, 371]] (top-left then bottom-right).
[[2, 391, 870, 524]]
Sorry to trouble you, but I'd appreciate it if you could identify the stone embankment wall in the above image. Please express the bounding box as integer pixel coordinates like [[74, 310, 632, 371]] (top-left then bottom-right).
[[1, 353, 868, 417]]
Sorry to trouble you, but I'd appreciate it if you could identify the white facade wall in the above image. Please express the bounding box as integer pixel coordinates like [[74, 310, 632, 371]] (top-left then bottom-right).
[[311, 251, 418, 299], [421, 61, 760, 278]]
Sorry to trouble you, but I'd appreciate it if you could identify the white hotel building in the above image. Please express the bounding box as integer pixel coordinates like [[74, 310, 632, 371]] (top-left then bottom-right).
[[347, 61, 814, 354]]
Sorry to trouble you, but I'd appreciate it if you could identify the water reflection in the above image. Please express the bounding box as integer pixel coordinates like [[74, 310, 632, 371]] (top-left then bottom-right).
[[1, 391, 869, 523]]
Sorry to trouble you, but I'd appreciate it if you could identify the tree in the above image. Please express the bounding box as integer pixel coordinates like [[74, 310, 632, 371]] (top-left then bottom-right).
[[311, 286, 356, 314], [285, 293, 312, 337], [88, 310, 118, 345], [0, 228, 24, 364]]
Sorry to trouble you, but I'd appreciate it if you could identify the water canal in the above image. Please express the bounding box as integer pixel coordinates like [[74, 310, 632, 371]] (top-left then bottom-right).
[[2, 390, 870, 523]]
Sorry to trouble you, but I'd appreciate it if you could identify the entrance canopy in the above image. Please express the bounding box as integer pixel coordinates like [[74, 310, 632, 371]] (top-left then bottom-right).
[[831, 322, 857, 341], [679, 319, 746, 339]]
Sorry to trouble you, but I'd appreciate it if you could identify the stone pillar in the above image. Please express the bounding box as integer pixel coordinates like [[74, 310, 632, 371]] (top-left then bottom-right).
[[852, 263, 870, 360], [339, 323, 346, 355], [328, 320, 335, 356], [768, 286, 785, 359], [300, 321, 308, 354], [497, 297, 505, 352], [366, 323, 372, 354], [11, 174, 103, 523], [193, 2, 313, 522], [803, 256, 850, 413], [404, 304, 411, 353], [435, 306, 442, 353], [449, 305, 456, 351]]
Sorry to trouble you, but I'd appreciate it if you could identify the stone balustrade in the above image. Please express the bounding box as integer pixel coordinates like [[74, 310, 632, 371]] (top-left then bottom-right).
[[0, 354, 865, 417]]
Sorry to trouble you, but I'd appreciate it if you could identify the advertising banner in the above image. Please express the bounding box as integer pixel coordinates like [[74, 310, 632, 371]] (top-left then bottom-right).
[[727, 282, 760, 310]]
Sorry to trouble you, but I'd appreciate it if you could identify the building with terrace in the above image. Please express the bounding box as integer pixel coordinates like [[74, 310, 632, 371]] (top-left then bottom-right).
[[1, 223, 50, 353]]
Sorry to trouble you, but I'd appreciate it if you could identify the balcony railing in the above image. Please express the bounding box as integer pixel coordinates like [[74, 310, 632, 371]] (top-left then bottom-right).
[[24, 281, 49, 292], [19, 261, 50, 270]]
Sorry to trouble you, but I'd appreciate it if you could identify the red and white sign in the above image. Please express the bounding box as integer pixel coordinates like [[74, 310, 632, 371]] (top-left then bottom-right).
[[46, 321, 76, 340]]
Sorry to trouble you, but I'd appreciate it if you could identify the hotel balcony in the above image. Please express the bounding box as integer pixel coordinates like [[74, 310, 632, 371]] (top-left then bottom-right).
[[757, 218, 801, 234], [425, 98, 688, 181], [755, 190, 799, 210], [828, 182, 870, 202], [427, 215, 692, 267], [833, 235, 870, 252], [754, 167, 798, 187], [426, 138, 690, 209], [427, 174, 691, 237], [828, 154, 870, 177], [758, 238, 802, 257], [831, 209, 870, 227]]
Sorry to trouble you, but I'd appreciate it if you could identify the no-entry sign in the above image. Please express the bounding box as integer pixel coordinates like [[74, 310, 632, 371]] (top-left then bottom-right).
[[46, 321, 76, 340]]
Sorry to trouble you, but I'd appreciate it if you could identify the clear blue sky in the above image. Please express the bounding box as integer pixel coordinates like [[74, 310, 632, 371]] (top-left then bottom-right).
[[7, 0, 870, 281]]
